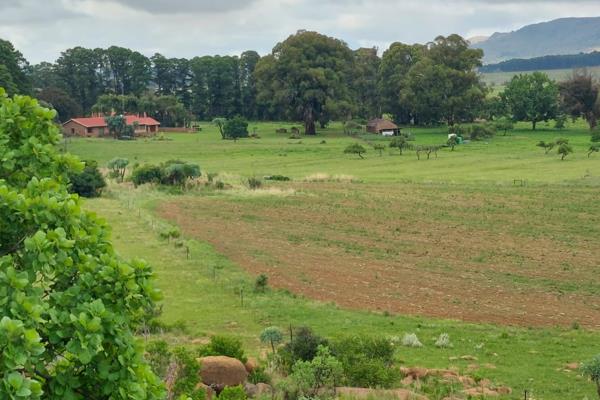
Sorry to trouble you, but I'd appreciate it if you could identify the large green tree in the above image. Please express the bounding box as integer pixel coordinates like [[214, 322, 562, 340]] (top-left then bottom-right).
[[255, 30, 354, 134], [400, 35, 485, 125], [0, 89, 164, 399], [100, 46, 151, 96], [0, 38, 31, 95], [37, 86, 83, 122], [377, 42, 424, 123], [352, 47, 381, 119], [501, 72, 559, 130], [55, 47, 105, 112], [559, 69, 600, 130]]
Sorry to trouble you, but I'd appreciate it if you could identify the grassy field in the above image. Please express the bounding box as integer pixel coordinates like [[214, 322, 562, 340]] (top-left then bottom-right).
[[481, 65, 600, 87], [71, 121, 600, 399]]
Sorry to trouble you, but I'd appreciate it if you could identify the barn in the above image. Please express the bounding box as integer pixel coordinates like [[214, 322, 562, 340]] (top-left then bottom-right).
[[62, 115, 160, 137], [366, 118, 400, 136]]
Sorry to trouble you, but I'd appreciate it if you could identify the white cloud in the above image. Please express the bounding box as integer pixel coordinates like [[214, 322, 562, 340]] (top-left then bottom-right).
[[1, 0, 599, 63]]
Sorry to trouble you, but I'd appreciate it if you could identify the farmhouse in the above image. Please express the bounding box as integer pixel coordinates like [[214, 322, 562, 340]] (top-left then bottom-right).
[[366, 118, 400, 136], [62, 115, 160, 137]]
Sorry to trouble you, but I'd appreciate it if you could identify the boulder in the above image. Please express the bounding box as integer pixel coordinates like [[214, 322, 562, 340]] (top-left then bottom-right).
[[243, 382, 258, 397], [198, 356, 248, 387], [244, 357, 258, 374], [195, 383, 215, 400], [256, 383, 273, 396]]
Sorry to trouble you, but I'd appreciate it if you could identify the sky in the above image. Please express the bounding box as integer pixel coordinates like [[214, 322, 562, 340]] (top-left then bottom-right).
[[2, 0, 600, 64]]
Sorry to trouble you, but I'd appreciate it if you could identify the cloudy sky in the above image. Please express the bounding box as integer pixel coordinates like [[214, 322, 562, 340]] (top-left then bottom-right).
[[2, 0, 600, 63]]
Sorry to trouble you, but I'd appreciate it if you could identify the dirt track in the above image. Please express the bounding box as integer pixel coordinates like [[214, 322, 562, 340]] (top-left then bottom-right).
[[157, 182, 600, 328]]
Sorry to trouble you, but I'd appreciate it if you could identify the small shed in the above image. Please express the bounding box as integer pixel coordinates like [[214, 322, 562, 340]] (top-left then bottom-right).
[[366, 118, 399, 136]]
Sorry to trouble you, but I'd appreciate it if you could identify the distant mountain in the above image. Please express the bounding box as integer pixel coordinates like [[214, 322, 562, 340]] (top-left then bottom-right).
[[467, 36, 489, 45], [473, 17, 600, 64], [480, 51, 600, 73]]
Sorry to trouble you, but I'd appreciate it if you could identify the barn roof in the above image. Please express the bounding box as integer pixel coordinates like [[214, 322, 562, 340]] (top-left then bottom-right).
[[367, 118, 398, 130], [63, 115, 160, 127]]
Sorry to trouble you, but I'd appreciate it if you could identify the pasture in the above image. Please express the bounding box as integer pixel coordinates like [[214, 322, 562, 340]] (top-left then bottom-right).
[[72, 120, 600, 399]]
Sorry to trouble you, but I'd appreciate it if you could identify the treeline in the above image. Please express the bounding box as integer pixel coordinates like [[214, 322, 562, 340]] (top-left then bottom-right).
[[480, 51, 600, 73], [1, 31, 486, 132]]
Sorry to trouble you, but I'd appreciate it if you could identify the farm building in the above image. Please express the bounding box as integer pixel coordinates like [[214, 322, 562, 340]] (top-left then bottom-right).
[[62, 115, 160, 137], [366, 118, 400, 136]]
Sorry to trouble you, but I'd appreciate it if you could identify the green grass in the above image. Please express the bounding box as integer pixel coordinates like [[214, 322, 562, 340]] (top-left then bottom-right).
[[85, 187, 600, 399], [68, 120, 599, 185], [70, 121, 600, 399]]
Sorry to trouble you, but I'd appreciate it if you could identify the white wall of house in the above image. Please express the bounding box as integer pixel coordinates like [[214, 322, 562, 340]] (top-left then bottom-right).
[[381, 130, 395, 136]]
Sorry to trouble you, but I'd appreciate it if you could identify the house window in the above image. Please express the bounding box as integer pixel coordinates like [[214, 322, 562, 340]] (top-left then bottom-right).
[[71, 128, 75, 134], [87, 127, 93, 134]]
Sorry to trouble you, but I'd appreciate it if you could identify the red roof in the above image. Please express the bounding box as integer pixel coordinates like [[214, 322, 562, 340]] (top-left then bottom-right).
[[64, 115, 160, 127]]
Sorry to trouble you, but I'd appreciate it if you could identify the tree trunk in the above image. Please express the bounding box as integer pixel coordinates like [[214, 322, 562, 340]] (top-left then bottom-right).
[[532, 120, 537, 131], [587, 113, 597, 130], [304, 107, 316, 135]]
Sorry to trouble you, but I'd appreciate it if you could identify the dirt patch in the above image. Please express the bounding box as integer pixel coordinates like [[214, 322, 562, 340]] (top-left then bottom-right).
[[157, 182, 600, 328]]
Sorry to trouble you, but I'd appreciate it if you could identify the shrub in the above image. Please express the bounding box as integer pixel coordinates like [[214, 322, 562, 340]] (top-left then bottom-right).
[[468, 124, 496, 141], [107, 157, 129, 182], [537, 140, 555, 154], [332, 336, 398, 388], [247, 177, 262, 190], [557, 142, 573, 160], [401, 333, 423, 348], [223, 116, 249, 141], [255, 274, 269, 292], [279, 327, 328, 373], [248, 366, 272, 385], [280, 346, 342, 399], [264, 175, 290, 181], [215, 180, 225, 190], [131, 164, 163, 186], [592, 131, 600, 143], [146, 344, 205, 400], [201, 335, 247, 363], [344, 143, 367, 159], [582, 355, 600, 398], [589, 144, 600, 158], [494, 118, 514, 135], [389, 136, 409, 154], [373, 143, 386, 156], [218, 385, 246, 400], [435, 333, 453, 348], [260, 327, 284, 353], [68, 160, 106, 197], [162, 160, 201, 186]]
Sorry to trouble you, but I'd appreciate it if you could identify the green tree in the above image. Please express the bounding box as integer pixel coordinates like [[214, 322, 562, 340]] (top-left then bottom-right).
[[373, 143, 386, 156], [55, 47, 105, 112], [0, 38, 31, 95], [0, 89, 164, 399], [501, 72, 559, 130], [537, 140, 555, 154], [389, 136, 409, 154], [105, 115, 134, 139], [559, 69, 600, 130], [107, 157, 129, 182], [588, 144, 600, 158], [352, 47, 381, 119], [582, 354, 600, 398], [260, 327, 284, 353], [223, 116, 249, 141], [281, 346, 343, 399], [344, 143, 367, 159], [401, 35, 485, 125], [447, 135, 458, 151], [239, 50, 260, 119], [255, 30, 354, 135], [68, 160, 106, 197], [494, 117, 515, 136], [378, 42, 424, 124], [100, 46, 151, 96], [557, 142, 573, 160], [212, 117, 227, 139], [37, 86, 83, 122]]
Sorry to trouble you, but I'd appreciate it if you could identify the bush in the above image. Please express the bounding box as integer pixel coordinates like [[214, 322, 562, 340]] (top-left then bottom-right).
[[278, 327, 328, 373], [68, 160, 106, 197], [582, 354, 600, 396], [200, 335, 247, 363], [264, 175, 290, 181], [469, 124, 496, 140], [344, 143, 367, 159], [435, 333, 452, 348], [107, 157, 129, 182], [401, 333, 423, 348], [255, 274, 269, 292], [218, 385, 246, 400], [332, 336, 398, 388], [247, 177, 262, 189], [592, 131, 600, 143], [223, 116, 249, 141], [131, 164, 163, 186], [248, 366, 272, 385], [162, 160, 201, 186]]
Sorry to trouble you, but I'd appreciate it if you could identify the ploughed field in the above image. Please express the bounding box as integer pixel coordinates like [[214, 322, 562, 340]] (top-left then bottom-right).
[[157, 181, 600, 328]]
